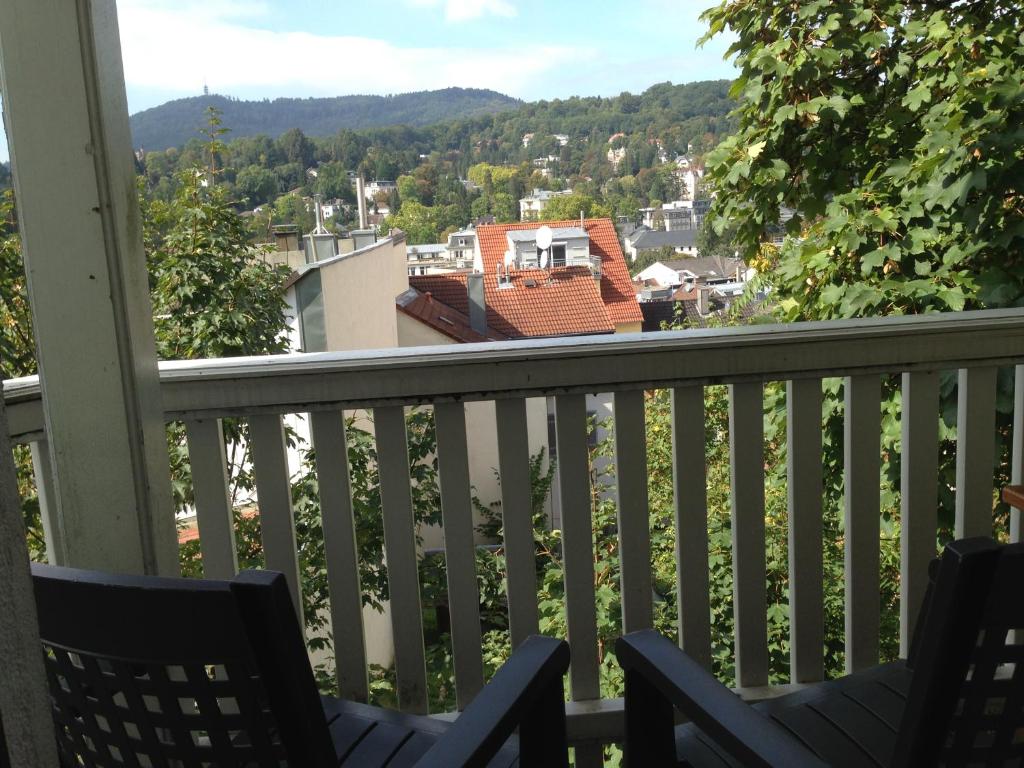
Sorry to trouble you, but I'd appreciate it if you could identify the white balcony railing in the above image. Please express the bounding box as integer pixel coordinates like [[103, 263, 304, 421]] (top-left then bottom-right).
[[6, 308, 1024, 763]]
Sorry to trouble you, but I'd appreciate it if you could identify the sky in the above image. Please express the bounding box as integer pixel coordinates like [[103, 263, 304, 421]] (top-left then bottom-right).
[[1, 0, 737, 162]]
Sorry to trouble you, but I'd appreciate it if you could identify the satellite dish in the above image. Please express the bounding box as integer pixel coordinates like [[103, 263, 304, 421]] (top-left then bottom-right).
[[540, 250, 549, 269], [504, 250, 515, 268], [535, 225, 553, 251]]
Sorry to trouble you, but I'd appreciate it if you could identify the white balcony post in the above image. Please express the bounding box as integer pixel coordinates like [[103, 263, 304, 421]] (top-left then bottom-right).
[[0, 0, 177, 574]]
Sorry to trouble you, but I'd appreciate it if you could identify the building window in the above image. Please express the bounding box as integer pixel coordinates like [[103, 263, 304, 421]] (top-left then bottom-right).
[[538, 244, 567, 267]]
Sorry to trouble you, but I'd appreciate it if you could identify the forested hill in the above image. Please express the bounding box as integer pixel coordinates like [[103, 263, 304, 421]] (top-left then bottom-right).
[[130, 88, 522, 150]]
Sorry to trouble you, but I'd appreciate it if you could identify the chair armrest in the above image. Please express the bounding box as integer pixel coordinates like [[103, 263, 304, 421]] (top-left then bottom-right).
[[415, 635, 570, 768], [616, 630, 827, 768]]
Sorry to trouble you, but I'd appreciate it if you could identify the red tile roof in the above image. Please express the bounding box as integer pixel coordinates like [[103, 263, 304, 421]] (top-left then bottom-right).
[[396, 287, 508, 343], [407, 218, 641, 339]]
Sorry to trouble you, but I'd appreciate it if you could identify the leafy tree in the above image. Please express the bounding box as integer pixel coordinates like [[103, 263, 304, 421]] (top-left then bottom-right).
[[491, 192, 517, 223], [699, 0, 1021, 588], [700, 0, 1024, 320], [278, 127, 316, 169], [272, 192, 316, 234], [235, 164, 280, 208], [146, 170, 290, 361], [397, 174, 422, 205], [273, 161, 306, 193], [314, 162, 356, 203], [383, 200, 442, 244], [540, 192, 612, 221]]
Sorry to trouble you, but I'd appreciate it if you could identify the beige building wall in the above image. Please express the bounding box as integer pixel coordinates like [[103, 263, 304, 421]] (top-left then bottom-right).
[[615, 321, 643, 334], [319, 237, 409, 351]]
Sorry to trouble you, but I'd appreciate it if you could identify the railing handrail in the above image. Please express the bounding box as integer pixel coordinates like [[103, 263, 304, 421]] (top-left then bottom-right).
[[6, 308, 1024, 430]]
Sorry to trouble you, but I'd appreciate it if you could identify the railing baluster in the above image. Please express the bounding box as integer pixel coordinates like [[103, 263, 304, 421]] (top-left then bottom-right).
[[29, 438, 64, 566], [309, 410, 368, 703], [955, 366, 997, 538], [787, 378, 823, 683], [494, 397, 540, 648], [373, 406, 428, 714], [248, 414, 303, 624], [555, 394, 600, 702], [729, 382, 768, 687], [672, 386, 711, 669], [899, 371, 939, 657], [433, 402, 484, 710], [1012, 365, 1024, 544], [183, 419, 237, 580], [614, 390, 652, 634], [843, 375, 880, 673]]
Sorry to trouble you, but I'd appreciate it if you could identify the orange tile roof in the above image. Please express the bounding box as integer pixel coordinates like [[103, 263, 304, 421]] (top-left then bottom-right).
[[411, 218, 641, 339]]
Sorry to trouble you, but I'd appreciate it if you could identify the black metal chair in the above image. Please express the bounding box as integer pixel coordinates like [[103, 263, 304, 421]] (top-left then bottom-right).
[[32, 563, 570, 767], [616, 537, 1024, 767]]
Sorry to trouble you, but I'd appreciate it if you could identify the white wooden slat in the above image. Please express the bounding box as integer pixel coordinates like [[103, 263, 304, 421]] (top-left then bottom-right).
[[899, 371, 939, 657], [671, 386, 711, 668], [614, 390, 652, 634], [433, 402, 485, 710], [373, 406, 429, 714], [494, 397, 539, 648], [29, 439, 64, 566], [309, 411, 368, 703], [183, 419, 237, 580], [555, 394, 600, 702], [247, 414, 303, 624], [728, 382, 769, 688], [843, 375, 880, 673], [787, 379, 824, 683], [1012, 365, 1024, 544], [955, 366, 997, 538]]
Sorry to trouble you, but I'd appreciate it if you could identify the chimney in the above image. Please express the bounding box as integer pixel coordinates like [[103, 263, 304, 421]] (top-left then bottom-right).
[[697, 285, 712, 316], [467, 273, 487, 336], [356, 177, 368, 230]]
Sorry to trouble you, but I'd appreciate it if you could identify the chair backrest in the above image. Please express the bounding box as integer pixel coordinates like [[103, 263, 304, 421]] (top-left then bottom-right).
[[32, 564, 337, 768], [893, 537, 1024, 767]]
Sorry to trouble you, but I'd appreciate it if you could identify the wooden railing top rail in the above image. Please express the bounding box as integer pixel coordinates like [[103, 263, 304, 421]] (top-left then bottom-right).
[[5, 308, 1024, 431]]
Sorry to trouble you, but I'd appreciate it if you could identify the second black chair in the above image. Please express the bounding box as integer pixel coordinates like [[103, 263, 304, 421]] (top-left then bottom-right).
[[617, 537, 1024, 767]]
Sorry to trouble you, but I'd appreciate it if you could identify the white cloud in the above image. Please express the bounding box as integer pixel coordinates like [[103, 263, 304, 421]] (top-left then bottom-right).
[[405, 0, 518, 22], [116, 1, 579, 104]]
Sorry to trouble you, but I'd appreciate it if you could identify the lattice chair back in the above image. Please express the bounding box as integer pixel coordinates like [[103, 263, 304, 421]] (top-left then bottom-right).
[[892, 537, 1024, 767], [32, 564, 338, 768]]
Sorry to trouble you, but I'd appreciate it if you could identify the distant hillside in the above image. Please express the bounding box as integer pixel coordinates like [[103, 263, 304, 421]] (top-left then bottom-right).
[[130, 88, 522, 150]]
